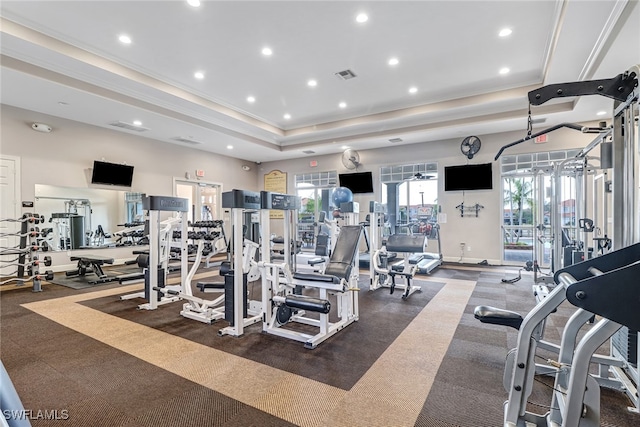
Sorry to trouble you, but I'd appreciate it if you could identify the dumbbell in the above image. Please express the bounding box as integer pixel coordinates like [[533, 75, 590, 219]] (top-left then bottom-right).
[[38, 270, 54, 281]]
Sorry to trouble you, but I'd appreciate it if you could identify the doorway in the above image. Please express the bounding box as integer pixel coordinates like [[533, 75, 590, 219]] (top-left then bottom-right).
[[174, 179, 223, 224]]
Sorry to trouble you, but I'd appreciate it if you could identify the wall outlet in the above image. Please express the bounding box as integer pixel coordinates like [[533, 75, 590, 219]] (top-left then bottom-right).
[[467, 245, 472, 251]]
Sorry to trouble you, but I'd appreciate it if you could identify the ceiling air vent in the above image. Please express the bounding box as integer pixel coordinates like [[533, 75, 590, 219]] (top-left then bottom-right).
[[109, 121, 149, 132], [171, 136, 203, 145], [302, 150, 315, 154], [335, 69, 357, 80], [389, 138, 403, 143]]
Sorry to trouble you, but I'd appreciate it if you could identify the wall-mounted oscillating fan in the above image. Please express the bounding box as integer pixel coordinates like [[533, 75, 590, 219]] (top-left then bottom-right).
[[341, 149, 361, 170], [461, 136, 481, 159]]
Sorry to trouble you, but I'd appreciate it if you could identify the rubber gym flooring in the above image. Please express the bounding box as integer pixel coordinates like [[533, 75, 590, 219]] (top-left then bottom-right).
[[1, 264, 637, 426]]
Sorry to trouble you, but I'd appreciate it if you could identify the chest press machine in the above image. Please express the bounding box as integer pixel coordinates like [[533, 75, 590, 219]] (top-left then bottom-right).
[[258, 192, 363, 349]]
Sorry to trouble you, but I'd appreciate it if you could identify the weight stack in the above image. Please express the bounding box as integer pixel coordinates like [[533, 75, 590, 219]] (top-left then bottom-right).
[[144, 267, 165, 302], [224, 271, 247, 325], [612, 327, 638, 368]]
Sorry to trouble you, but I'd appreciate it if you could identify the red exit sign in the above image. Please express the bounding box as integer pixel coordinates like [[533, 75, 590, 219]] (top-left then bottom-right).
[[535, 134, 548, 144]]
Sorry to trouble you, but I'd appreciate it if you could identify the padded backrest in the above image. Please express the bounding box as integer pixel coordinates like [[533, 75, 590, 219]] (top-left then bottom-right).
[[386, 234, 427, 253], [315, 234, 330, 256], [324, 225, 362, 279]]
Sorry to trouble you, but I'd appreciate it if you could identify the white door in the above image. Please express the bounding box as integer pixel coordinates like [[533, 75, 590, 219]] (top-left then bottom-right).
[[1, 156, 21, 276]]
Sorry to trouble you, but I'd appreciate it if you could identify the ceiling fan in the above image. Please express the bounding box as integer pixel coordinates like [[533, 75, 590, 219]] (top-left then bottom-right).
[[461, 135, 481, 159], [410, 172, 435, 181], [341, 148, 361, 170]]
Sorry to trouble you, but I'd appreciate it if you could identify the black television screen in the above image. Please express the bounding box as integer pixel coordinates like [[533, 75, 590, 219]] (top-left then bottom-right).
[[444, 163, 493, 191], [91, 160, 134, 187], [339, 171, 374, 194]]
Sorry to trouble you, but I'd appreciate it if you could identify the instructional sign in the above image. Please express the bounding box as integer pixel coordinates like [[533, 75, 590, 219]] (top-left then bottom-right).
[[264, 170, 287, 218]]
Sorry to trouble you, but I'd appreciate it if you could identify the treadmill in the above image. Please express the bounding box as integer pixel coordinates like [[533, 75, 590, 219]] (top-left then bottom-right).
[[416, 223, 443, 274]]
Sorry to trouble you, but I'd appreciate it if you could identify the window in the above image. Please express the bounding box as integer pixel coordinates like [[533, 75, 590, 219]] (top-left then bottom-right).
[[295, 171, 338, 248], [381, 162, 438, 235], [501, 149, 579, 266]]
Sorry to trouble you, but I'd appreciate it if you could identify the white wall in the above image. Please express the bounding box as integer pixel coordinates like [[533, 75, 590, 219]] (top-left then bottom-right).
[[258, 125, 602, 265], [1, 104, 259, 269], [1, 103, 606, 268]]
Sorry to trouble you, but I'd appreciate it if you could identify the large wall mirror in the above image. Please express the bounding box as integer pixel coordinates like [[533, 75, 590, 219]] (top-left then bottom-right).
[[35, 184, 145, 251]]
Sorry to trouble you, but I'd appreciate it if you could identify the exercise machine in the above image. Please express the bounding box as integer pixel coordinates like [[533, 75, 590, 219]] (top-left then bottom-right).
[[295, 211, 336, 272], [119, 196, 188, 310], [371, 233, 426, 299], [259, 199, 362, 349], [490, 64, 640, 422], [217, 189, 264, 337], [415, 222, 443, 274], [1, 360, 30, 427], [65, 254, 114, 283], [480, 243, 640, 427]]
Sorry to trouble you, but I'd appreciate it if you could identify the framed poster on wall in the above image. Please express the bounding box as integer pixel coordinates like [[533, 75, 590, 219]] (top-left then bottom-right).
[[264, 170, 287, 218]]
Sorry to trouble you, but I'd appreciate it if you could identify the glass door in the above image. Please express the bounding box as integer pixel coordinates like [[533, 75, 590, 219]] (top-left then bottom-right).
[[174, 180, 222, 223]]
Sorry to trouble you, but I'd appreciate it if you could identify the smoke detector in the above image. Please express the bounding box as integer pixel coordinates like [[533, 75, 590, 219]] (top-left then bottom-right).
[[241, 165, 251, 171], [31, 123, 52, 133]]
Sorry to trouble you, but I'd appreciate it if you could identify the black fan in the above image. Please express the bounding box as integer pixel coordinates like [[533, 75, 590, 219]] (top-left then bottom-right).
[[461, 136, 481, 159]]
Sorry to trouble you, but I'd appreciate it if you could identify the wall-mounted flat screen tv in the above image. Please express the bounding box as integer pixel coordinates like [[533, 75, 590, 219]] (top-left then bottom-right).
[[338, 171, 374, 194], [444, 163, 492, 191], [91, 160, 134, 187]]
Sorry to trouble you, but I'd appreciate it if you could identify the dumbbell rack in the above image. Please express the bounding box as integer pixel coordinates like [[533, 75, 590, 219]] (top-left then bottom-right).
[[0, 213, 54, 292], [188, 220, 228, 268]]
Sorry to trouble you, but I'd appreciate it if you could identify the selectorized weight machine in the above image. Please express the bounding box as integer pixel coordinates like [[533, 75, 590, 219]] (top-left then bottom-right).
[[217, 189, 264, 338], [258, 191, 363, 349]]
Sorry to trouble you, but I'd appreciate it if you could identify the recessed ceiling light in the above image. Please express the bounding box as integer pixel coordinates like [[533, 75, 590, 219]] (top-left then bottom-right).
[[356, 13, 368, 23], [194, 71, 205, 79], [187, 0, 200, 7], [57, 101, 68, 106], [596, 110, 607, 116], [262, 47, 272, 56], [499, 28, 512, 37], [339, 102, 347, 109], [118, 34, 132, 44], [227, 145, 233, 150], [388, 57, 399, 66], [341, 145, 350, 150], [283, 113, 291, 120], [307, 79, 317, 87], [499, 67, 510, 75], [409, 87, 418, 94], [133, 120, 142, 126], [247, 96, 255, 103]]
